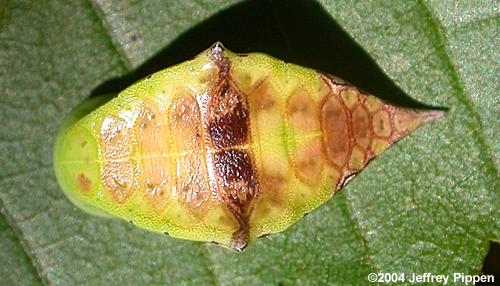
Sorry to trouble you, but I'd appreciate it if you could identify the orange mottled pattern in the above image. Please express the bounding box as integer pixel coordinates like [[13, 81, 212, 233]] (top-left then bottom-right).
[[320, 80, 435, 189], [135, 102, 175, 212], [99, 116, 136, 203], [170, 94, 212, 219]]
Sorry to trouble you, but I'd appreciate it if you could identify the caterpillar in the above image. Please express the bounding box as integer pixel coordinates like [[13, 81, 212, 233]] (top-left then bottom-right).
[[53, 42, 444, 252]]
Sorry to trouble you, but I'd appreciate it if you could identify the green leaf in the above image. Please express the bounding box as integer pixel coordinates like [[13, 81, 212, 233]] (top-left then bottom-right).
[[0, 0, 497, 285], [0, 210, 42, 285]]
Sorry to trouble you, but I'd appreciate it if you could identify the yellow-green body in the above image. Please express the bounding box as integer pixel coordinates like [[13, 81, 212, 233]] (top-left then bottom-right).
[[54, 43, 442, 251]]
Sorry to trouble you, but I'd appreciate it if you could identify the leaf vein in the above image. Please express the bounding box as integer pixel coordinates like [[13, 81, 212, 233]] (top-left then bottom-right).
[[418, 0, 498, 174], [341, 192, 379, 272], [202, 245, 220, 286], [0, 203, 45, 285], [85, 0, 132, 71]]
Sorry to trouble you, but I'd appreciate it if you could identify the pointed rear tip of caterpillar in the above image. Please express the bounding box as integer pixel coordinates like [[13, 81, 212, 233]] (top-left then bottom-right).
[[387, 107, 446, 142], [418, 110, 447, 124]]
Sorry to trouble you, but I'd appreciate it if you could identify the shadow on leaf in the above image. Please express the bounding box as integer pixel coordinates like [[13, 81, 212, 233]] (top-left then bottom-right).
[[92, 0, 443, 110]]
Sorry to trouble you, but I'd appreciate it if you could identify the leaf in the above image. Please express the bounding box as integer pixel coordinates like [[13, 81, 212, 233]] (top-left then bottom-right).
[[0, 0, 497, 285], [0, 210, 42, 285]]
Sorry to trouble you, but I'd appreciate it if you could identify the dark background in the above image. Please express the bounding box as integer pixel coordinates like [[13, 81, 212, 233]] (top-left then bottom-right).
[[93, 0, 441, 110]]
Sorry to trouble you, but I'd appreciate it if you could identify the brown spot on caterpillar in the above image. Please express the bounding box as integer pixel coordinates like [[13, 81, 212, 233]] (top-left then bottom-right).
[[213, 150, 259, 242], [394, 109, 421, 133], [77, 173, 91, 192], [249, 80, 276, 110], [207, 82, 249, 148], [373, 110, 392, 137], [287, 87, 320, 132], [295, 138, 325, 185], [261, 168, 288, 192], [213, 150, 256, 187], [102, 161, 135, 203], [321, 95, 350, 168], [352, 104, 371, 149]]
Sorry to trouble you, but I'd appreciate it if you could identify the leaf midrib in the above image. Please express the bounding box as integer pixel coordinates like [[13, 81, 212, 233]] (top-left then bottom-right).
[[417, 0, 498, 175], [86, 0, 132, 71], [0, 204, 44, 285]]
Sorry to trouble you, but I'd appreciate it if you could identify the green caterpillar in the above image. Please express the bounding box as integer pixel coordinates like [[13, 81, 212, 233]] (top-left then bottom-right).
[[53, 43, 443, 251]]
